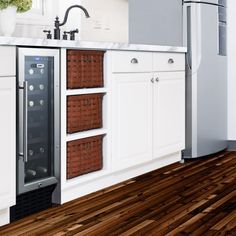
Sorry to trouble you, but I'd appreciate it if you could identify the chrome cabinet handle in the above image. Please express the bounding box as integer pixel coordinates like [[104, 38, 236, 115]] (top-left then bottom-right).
[[131, 58, 138, 64], [151, 78, 154, 83], [156, 77, 159, 82], [19, 81, 28, 163], [168, 58, 174, 64]]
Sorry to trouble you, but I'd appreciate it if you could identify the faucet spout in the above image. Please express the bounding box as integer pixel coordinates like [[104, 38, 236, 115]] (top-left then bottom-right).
[[53, 4, 90, 40], [59, 5, 90, 27]]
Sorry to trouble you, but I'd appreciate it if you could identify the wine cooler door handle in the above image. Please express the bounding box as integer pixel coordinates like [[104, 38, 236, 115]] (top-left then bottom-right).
[[19, 81, 28, 163], [23, 81, 28, 163]]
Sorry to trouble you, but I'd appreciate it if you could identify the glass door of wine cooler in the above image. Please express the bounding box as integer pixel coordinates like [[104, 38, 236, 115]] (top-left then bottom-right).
[[17, 48, 59, 195]]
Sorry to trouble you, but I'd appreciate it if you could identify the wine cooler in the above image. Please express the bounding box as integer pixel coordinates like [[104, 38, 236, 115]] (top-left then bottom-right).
[[11, 48, 60, 221], [10, 48, 60, 222]]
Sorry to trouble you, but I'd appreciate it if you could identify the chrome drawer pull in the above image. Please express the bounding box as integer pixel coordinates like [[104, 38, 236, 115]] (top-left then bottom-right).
[[168, 58, 174, 64], [131, 58, 139, 64]]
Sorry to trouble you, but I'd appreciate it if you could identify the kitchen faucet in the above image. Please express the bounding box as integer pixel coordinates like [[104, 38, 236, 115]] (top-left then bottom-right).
[[54, 5, 90, 40]]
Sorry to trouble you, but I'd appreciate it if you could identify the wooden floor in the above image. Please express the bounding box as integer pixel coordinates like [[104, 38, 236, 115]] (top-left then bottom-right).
[[2, 152, 236, 235]]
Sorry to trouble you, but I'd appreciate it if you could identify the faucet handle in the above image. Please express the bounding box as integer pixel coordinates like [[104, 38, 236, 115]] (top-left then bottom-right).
[[70, 29, 79, 40], [63, 31, 70, 40], [43, 30, 52, 39]]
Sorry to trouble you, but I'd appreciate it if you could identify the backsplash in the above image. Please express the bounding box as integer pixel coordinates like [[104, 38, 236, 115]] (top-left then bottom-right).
[[3, 0, 128, 42], [80, 0, 128, 43], [14, 24, 51, 38]]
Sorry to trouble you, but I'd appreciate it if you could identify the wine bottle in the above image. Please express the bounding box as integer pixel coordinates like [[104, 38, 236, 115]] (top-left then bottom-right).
[[25, 169, 37, 178], [40, 147, 45, 153], [29, 85, 34, 91], [39, 100, 44, 106], [29, 101, 34, 107], [36, 166, 48, 176], [39, 84, 44, 90], [29, 68, 34, 75], [29, 149, 34, 156]]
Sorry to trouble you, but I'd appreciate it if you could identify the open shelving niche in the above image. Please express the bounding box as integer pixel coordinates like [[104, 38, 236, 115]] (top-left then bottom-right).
[[58, 48, 112, 199]]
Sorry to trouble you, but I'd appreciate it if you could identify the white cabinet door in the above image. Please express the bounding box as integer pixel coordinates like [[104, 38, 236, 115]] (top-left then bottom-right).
[[112, 73, 153, 170], [153, 72, 185, 159], [0, 77, 16, 209], [0, 47, 16, 77]]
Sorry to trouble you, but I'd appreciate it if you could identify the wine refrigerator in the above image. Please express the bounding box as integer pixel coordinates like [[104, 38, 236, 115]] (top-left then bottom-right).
[[17, 48, 59, 195]]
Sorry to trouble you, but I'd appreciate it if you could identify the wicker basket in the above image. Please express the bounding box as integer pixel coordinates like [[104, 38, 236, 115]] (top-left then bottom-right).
[[67, 50, 105, 89], [67, 93, 104, 133], [67, 135, 103, 179]]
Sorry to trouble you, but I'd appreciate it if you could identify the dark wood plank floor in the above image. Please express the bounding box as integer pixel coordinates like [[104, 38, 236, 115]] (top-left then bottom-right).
[[2, 152, 236, 235]]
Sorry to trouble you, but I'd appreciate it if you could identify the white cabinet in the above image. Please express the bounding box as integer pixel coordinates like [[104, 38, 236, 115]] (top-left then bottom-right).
[[153, 72, 185, 158], [57, 49, 185, 205], [153, 52, 185, 72], [111, 51, 185, 170], [0, 77, 16, 210], [112, 73, 153, 170], [112, 51, 153, 73], [0, 46, 16, 77], [0, 46, 16, 226]]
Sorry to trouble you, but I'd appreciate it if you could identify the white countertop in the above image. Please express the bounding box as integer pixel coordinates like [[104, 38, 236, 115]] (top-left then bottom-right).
[[0, 37, 187, 53]]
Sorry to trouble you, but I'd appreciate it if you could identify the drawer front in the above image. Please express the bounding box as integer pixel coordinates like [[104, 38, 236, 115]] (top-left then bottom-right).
[[112, 51, 153, 73], [0, 46, 16, 77], [153, 53, 185, 72]]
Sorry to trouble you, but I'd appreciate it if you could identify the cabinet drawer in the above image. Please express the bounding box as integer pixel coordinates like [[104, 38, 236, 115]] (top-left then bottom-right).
[[112, 51, 152, 73], [0, 46, 16, 77], [153, 53, 185, 72]]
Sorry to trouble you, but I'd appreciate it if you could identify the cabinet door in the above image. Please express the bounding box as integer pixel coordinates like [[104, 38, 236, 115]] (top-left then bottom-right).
[[153, 72, 185, 158], [112, 73, 153, 170], [0, 77, 16, 209], [0, 46, 16, 77]]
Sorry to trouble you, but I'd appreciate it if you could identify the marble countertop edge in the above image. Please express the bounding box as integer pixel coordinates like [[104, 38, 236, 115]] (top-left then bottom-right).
[[0, 36, 187, 53]]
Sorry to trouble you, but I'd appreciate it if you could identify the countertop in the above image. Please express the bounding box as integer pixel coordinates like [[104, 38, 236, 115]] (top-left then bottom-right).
[[0, 37, 187, 53]]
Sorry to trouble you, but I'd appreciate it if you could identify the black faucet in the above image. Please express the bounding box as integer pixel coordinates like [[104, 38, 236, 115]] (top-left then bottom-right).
[[54, 5, 90, 40]]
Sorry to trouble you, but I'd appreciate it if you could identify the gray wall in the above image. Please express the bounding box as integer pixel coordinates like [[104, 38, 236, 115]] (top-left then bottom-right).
[[129, 0, 183, 46]]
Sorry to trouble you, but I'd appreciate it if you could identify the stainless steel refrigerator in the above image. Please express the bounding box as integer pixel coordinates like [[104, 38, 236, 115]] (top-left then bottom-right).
[[129, 0, 228, 158], [129, 0, 184, 47], [183, 0, 227, 158]]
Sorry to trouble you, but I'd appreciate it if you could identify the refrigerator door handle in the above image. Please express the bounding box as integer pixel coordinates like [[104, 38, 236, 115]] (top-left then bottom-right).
[[186, 5, 192, 71], [195, 3, 202, 73], [185, 3, 202, 75], [19, 81, 28, 163], [183, 1, 223, 7]]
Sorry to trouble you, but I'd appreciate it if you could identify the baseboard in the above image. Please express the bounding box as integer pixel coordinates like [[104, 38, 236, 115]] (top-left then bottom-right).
[[0, 208, 9, 227], [227, 141, 236, 151], [59, 152, 181, 204]]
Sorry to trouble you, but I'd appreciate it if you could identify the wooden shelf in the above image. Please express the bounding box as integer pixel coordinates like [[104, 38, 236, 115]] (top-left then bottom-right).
[[66, 88, 107, 96], [66, 128, 108, 142]]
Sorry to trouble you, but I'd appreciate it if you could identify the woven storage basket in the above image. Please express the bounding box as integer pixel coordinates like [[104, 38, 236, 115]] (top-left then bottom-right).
[[67, 50, 105, 89], [67, 135, 103, 179], [67, 93, 104, 133]]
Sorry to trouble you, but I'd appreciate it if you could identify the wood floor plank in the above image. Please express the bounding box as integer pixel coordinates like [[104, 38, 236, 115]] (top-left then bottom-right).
[[1, 151, 236, 236], [36, 154, 236, 236]]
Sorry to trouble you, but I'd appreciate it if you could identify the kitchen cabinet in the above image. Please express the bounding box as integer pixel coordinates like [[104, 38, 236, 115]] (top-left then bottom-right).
[[111, 73, 153, 170], [111, 51, 153, 73], [153, 72, 185, 158], [0, 46, 16, 226], [56, 49, 185, 205], [111, 51, 185, 170], [55, 49, 109, 204], [0, 46, 16, 77], [0, 77, 16, 210]]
